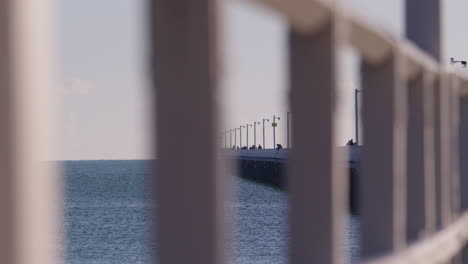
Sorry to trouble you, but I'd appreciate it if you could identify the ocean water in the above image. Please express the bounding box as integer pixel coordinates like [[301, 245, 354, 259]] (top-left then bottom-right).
[[64, 160, 359, 264]]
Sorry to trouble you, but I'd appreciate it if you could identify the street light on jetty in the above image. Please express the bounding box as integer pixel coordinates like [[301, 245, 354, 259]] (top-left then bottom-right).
[[239, 125, 245, 147], [246, 124, 252, 147], [224, 130, 228, 149], [229, 129, 233, 148], [287, 112, 290, 148], [355, 89, 361, 145], [262, 119, 269, 149], [451, 57, 467, 67], [253, 121, 260, 146], [234, 128, 239, 148], [272, 115, 280, 148]]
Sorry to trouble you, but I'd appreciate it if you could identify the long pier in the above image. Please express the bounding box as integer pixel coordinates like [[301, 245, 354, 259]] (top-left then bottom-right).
[[228, 147, 361, 212]]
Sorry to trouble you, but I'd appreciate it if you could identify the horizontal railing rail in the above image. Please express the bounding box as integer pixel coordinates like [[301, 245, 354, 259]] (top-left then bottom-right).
[[252, 0, 442, 76], [365, 212, 468, 264]]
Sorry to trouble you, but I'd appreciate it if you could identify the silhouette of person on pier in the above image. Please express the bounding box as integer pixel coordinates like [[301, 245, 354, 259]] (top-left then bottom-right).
[[258, 145, 262, 149], [276, 144, 283, 152], [346, 139, 355, 146]]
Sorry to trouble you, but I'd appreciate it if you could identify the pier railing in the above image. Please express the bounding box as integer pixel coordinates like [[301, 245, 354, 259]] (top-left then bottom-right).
[[2, 0, 468, 263], [152, 0, 468, 263]]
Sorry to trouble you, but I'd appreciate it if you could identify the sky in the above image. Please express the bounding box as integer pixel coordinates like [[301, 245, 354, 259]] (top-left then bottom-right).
[[57, 0, 468, 160]]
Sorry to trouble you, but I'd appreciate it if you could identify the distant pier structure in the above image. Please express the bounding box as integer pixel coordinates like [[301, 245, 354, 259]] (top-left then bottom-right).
[[228, 147, 361, 213]]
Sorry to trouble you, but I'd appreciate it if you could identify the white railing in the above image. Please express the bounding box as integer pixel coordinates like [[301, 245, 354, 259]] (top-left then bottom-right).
[[152, 0, 468, 263], [2, 0, 468, 263]]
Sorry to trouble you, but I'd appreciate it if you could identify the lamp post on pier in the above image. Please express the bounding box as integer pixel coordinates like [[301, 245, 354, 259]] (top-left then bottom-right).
[[239, 125, 245, 148], [253, 121, 260, 146], [224, 130, 228, 149], [287, 112, 290, 148], [272, 115, 280, 148], [246, 124, 252, 147], [262, 118, 269, 149], [355, 89, 361, 145], [229, 129, 233, 148], [234, 128, 238, 148]]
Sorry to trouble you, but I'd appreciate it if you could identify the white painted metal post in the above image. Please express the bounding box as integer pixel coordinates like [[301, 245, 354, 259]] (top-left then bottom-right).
[[439, 75, 453, 228], [449, 78, 461, 220], [459, 94, 468, 263], [0, 1, 60, 264], [459, 94, 468, 211], [361, 50, 407, 257], [273, 115, 279, 148], [405, 0, 441, 235], [406, 0, 442, 62], [151, 1, 226, 263], [289, 18, 346, 264], [355, 89, 360, 145], [449, 78, 462, 264], [235, 128, 238, 148], [240, 125, 244, 147], [254, 122, 259, 146], [287, 111, 290, 148], [263, 118, 269, 149], [423, 75, 437, 233], [405, 72, 426, 241], [405, 71, 436, 241], [224, 130, 227, 149], [246, 124, 251, 147], [433, 78, 444, 228]]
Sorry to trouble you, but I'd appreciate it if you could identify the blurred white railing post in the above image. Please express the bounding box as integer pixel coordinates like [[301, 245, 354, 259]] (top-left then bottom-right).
[[405, 0, 441, 240], [0, 0, 60, 264], [450, 78, 461, 220], [289, 14, 346, 264], [440, 75, 454, 228], [405, 71, 436, 241], [406, 0, 442, 62], [360, 50, 407, 258], [406, 0, 453, 230], [423, 74, 437, 232], [459, 93, 468, 263], [151, 1, 226, 264]]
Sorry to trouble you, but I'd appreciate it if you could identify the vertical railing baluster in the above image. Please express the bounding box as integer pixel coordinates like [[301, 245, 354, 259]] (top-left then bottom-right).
[[151, 1, 226, 264], [406, 71, 436, 240], [405, 72, 425, 241], [433, 76, 444, 228], [440, 74, 454, 228], [403, 69, 439, 243], [423, 74, 437, 233], [0, 0, 60, 263], [450, 77, 461, 219], [405, 0, 440, 238], [289, 16, 345, 264], [0, 2, 16, 260], [459, 90, 468, 263], [449, 76, 462, 264], [360, 50, 407, 258]]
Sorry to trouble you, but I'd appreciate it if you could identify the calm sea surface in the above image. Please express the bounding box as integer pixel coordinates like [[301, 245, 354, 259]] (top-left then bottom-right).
[[64, 160, 359, 264]]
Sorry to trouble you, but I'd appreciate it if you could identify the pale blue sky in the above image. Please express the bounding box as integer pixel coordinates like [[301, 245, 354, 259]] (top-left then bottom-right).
[[58, 0, 468, 160]]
